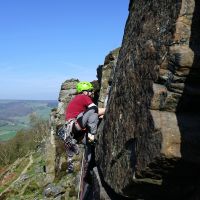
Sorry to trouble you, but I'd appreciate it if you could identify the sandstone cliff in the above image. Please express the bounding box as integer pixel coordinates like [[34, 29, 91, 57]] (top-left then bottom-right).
[[95, 0, 200, 199]]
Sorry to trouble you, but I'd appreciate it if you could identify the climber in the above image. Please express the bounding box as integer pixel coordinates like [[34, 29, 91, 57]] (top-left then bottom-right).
[[64, 81, 105, 173]]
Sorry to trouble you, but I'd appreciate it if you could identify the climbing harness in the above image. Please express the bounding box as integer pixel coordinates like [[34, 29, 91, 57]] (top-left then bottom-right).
[[57, 118, 84, 148], [57, 119, 75, 141]]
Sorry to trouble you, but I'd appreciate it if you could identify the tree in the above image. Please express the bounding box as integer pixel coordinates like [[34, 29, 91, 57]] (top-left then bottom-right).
[[29, 113, 50, 143]]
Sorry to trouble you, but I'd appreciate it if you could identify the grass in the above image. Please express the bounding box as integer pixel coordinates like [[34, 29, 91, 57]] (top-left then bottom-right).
[[0, 149, 49, 199], [23, 180, 40, 195], [13, 158, 29, 174], [0, 187, 4, 193], [0, 131, 16, 141]]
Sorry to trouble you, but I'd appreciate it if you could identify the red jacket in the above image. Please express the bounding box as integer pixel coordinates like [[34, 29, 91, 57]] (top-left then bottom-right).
[[65, 94, 93, 120]]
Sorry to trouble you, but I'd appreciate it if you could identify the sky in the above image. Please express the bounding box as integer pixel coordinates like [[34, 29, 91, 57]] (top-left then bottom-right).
[[0, 0, 129, 100]]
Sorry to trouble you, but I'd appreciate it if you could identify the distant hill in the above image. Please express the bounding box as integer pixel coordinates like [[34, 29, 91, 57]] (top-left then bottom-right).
[[0, 100, 58, 141]]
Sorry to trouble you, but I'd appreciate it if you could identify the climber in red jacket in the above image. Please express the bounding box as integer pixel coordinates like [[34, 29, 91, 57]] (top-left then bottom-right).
[[64, 81, 105, 173], [66, 81, 105, 138]]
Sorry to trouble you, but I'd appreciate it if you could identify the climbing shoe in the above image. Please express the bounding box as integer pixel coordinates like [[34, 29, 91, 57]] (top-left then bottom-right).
[[67, 143, 79, 157], [67, 160, 74, 173], [73, 143, 79, 155]]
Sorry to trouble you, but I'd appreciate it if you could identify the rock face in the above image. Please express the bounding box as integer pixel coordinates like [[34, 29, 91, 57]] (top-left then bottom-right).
[[96, 0, 200, 199], [47, 79, 79, 177], [97, 48, 120, 108], [56, 79, 79, 126]]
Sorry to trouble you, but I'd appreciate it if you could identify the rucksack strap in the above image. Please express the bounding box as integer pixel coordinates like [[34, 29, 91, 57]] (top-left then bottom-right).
[[63, 118, 87, 140]]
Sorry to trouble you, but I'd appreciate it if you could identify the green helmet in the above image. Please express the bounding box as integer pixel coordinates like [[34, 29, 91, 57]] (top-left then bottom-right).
[[76, 81, 94, 93]]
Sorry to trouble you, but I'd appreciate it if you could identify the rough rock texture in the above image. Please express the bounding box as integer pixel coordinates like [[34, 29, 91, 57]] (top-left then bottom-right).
[[97, 48, 120, 107], [96, 0, 200, 199], [56, 79, 79, 126], [44, 129, 56, 184], [47, 79, 79, 177]]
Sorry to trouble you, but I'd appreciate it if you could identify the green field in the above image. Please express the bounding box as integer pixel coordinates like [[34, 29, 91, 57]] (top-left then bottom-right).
[[0, 99, 57, 141]]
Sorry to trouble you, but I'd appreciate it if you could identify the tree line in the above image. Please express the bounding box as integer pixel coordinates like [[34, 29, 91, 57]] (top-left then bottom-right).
[[0, 113, 50, 167]]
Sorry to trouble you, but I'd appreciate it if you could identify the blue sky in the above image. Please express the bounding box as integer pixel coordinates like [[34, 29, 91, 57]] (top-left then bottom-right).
[[0, 0, 129, 100]]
